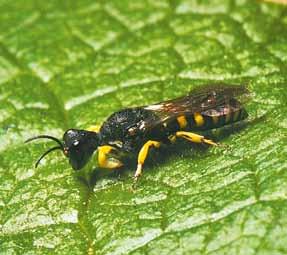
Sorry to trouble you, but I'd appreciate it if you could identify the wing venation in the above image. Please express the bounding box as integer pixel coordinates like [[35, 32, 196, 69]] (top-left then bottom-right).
[[142, 84, 249, 129]]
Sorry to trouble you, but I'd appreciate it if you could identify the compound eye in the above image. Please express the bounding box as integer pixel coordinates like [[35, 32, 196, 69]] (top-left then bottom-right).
[[73, 140, 80, 147]]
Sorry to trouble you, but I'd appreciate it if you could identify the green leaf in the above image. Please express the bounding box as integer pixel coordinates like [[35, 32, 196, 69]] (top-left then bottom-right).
[[1, 1, 287, 254]]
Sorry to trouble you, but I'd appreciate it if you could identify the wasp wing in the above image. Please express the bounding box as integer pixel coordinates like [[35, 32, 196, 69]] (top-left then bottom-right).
[[142, 84, 250, 129]]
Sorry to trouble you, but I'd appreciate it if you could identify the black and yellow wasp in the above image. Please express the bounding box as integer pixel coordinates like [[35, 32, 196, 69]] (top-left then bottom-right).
[[26, 84, 249, 180]]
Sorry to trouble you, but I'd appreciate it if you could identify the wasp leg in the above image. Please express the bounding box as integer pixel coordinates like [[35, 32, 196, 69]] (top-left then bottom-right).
[[175, 131, 218, 146], [98, 145, 123, 169], [86, 125, 101, 132], [135, 140, 161, 181]]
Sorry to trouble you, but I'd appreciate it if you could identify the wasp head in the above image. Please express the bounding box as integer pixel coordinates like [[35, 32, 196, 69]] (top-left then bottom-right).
[[63, 129, 99, 170], [26, 129, 99, 170]]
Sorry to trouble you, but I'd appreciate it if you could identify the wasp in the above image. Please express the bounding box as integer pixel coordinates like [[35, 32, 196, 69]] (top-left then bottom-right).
[[26, 84, 249, 181]]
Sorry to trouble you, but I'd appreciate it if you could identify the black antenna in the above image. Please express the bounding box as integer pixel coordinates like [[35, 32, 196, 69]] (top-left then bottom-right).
[[25, 135, 64, 168], [25, 135, 64, 150], [35, 146, 63, 168]]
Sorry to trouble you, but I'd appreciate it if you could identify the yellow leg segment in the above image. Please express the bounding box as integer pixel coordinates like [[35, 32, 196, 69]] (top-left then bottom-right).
[[176, 131, 218, 146], [87, 125, 101, 132], [135, 140, 161, 180], [98, 145, 123, 169]]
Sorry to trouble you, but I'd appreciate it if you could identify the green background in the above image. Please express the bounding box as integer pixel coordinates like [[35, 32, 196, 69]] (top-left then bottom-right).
[[1, 0, 287, 254]]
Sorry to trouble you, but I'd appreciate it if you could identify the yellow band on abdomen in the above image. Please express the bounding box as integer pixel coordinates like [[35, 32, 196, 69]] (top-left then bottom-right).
[[177, 115, 188, 129], [194, 113, 204, 127]]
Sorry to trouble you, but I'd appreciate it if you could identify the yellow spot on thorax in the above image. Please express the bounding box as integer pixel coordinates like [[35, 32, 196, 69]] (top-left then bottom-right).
[[194, 113, 204, 127], [86, 125, 101, 132], [177, 115, 188, 129]]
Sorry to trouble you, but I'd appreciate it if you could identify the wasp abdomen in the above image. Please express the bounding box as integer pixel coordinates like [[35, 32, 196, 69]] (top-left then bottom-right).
[[171, 102, 248, 132], [192, 108, 247, 130]]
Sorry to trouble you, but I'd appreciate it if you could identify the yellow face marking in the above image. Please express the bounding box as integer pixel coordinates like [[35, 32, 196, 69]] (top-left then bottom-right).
[[177, 115, 188, 129], [98, 145, 123, 169], [212, 116, 219, 125], [87, 125, 101, 132], [194, 113, 204, 127]]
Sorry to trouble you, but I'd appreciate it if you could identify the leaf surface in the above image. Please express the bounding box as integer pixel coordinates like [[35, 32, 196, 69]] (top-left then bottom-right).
[[1, 1, 287, 254]]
